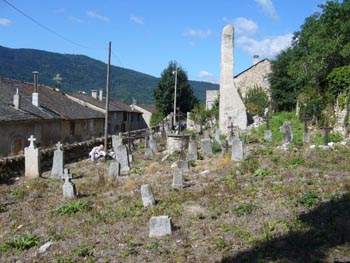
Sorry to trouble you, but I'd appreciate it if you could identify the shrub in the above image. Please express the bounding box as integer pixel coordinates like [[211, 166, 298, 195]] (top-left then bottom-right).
[[55, 200, 92, 215], [1, 235, 40, 251]]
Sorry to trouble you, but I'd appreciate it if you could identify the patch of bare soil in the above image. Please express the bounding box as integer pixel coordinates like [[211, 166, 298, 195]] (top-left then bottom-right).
[[1, 142, 350, 262]]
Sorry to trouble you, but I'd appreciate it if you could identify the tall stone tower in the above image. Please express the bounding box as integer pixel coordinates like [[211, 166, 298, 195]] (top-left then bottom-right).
[[219, 24, 247, 135]]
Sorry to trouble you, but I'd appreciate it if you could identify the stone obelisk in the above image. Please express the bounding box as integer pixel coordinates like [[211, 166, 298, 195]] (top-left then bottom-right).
[[219, 24, 247, 135]]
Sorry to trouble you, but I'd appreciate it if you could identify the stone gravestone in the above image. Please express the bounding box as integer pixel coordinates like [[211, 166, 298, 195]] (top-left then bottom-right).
[[144, 147, 153, 160], [231, 139, 244, 161], [301, 117, 311, 143], [187, 140, 198, 161], [51, 141, 64, 179], [186, 112, 195, 131], [280, 122, 293, 148], [141, 184, 155, 207], [201, 138, 213, 157], [108, 160, 120, 177], [149, 134, 158, 153], [264, 111, 272, 142], [112, 133, 123, 152], [149, 216, 172, 237], [214, 128, 222, 145], [62, 169, 76, 198], [177, 160, 189, 173], [204, 130, 210, 139], [115, 145, 130, 174], [172, 168, 183, 189], [24, 135, 40, 178]]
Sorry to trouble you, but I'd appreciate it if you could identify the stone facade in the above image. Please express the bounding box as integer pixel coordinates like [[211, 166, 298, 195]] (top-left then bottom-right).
[[206, 90, 219, 110], [234, 58, 271, 99]]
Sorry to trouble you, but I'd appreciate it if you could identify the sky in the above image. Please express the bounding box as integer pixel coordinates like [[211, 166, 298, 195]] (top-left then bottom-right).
[[0, 0, 326, 83]]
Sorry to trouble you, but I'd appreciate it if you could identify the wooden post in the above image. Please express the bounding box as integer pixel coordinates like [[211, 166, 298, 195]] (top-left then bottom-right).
[[104, 41, 111, 151]]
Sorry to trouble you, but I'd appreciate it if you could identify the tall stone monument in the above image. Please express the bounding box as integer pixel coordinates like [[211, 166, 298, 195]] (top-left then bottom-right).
[[219, 24, 247, 135]]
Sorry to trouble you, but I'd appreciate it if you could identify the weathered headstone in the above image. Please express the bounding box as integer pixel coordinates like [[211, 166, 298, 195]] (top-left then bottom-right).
[[214, 128, 222, 145], [187, 140, 198, 161], [51, 141, 64, 179], [177, 160, 189, 173], [144, 129, 150, 148], [24, 135, 40, 178], [112, 133, 123, 152], [219, 24, 247, 134], [264, 111, 272, 142], [322, 122, 332, 146], [62, 169, 76, 198], [108, 160, 120, 177], [231, 139, 244, 161], [144, 147, 153, 159], [115, 145, 130, 174], [280, 122, 293, 148], [301, 116, 311, 143], [141, 184, 155, 207], [201, 138, 213, 157], [149, 134, 158, 153], [149, 216, 172, 237], [186, 112, 195, 131], [172, 168, 183, 189], [204, 130, 210, 139]]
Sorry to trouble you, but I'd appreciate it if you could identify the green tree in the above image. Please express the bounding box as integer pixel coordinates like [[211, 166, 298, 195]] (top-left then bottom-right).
[[270, 0, 350, 120], [153, 61, 199, 116], [244, 85, 269, 116]]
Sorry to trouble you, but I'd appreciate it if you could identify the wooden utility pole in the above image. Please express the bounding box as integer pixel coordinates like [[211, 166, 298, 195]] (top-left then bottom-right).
[[104, 41, 111, 149]]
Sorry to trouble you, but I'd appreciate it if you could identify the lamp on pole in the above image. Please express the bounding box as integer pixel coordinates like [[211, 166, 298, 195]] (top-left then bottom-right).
[[172, 65, 178, 128]]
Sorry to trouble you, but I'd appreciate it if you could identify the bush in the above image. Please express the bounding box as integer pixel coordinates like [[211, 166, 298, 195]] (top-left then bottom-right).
[[1, 235, 40, 251], [244, 85, 269, 116]]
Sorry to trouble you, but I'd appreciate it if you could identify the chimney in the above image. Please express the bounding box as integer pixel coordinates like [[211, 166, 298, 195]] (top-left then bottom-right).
[[32, 71, 39, 107], [98, 89, 103, 101], [13, 88, 21, 110], [253, 55, 259, 65], [91, 89, 97, 99]]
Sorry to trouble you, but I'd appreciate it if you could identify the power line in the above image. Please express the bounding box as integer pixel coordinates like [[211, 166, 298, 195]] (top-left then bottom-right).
[[2, 0, 94, 50]]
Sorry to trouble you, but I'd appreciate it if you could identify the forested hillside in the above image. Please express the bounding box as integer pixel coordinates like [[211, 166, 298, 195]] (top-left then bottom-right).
[[0, 46, 218, 104]]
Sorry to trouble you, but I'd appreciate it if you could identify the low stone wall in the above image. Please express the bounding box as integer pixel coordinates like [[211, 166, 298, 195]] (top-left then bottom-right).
[[0, 128, 151, 180], [0, 137, 106, 179]]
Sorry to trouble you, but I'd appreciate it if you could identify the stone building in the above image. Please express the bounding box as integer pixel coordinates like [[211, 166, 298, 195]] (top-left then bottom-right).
[[132, 103, 156, 128], [234, 55, 271, 98], [0, 77, 105, 157], [67, 90, 146, 134]]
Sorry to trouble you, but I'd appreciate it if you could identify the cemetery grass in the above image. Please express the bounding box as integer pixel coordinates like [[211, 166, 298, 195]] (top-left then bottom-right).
[[1, 140, 350, 262]]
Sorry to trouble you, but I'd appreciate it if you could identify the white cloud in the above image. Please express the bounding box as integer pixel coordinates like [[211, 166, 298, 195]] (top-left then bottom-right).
[[198, 70, 218, 83], [255, 0, 279, 21], [236, 33, 293, 58], [87, 11, 110, 22], [183, 28, 212, 38], [68, 16, 83, 23], [233, 17, 258, 36], [130, 15, 144, 25], [0, 18, 11, 26]]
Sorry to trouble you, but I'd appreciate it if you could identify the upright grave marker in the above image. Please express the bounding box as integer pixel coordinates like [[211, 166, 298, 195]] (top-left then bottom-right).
[[172, 168, 183, 189], [149, 216, 172, 237], [115, 144, 130, 174], [141, 184, 156, 207], [264, 111, 272, 142], [24, 135, 40, 178], [62, 169, 76, 198], [322, 122, 332, 146], [301, 116, 311, 143], [51, 141, 64, 179]]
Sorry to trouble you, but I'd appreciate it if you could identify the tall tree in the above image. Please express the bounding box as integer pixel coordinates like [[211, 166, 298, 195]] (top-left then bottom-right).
[[270, 0, 350, 118], [153, 61, 199, 116]]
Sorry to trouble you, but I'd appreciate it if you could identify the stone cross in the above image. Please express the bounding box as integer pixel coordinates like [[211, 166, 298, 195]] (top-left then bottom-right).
[[56, 141, 63, 150], [264, 112, 272, 130], [144, 129, 150, 148], [179, 132, 186, 161], [62, 168, 72, 182], [28, 135, 36, 148], [300, 116, 311, 133], [227, 122, 235, 137], [322, 122, 332, 146], [62, 168, 76, 198]]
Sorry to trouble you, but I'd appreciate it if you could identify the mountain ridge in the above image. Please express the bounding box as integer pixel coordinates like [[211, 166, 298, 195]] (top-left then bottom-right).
[[0, 45, 219, 104]]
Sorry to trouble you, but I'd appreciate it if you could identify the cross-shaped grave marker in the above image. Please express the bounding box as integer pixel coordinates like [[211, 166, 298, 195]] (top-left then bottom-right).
[[28, 135, 36, 148], [56, 141, 63, 150], [62, 168, 72, 182], [300, 116, 311, 133], [321, 122, 333, 146], [227, 122, 235, 137], [264, 111, 272, 130]]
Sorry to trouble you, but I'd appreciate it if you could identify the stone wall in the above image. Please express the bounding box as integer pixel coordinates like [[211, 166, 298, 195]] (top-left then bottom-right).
[[206, 90, 219, 110], [0, 128, 149, 180], [234, 59, 271, 98]]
